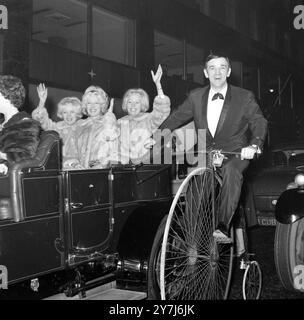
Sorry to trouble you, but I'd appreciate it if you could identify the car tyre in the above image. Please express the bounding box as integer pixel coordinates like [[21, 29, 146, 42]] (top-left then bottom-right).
[[274, 218, 304, 292]]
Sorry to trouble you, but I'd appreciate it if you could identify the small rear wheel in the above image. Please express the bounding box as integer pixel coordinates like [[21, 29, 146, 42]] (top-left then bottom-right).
[[242, 260, 262, 299]]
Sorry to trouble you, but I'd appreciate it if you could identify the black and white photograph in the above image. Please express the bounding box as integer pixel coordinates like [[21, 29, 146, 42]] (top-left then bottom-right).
[[0, 0, 304, 306]]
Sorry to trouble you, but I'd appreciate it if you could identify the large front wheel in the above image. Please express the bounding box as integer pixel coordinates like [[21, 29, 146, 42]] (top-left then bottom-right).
[[160, 167, 234, 300], [274, 218, 304, 292], [147, 216, 167, 299]]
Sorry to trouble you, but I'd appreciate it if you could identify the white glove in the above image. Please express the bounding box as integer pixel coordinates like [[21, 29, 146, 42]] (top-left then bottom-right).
[[241, 145, 258, 160], [0, 163, 8, 175]]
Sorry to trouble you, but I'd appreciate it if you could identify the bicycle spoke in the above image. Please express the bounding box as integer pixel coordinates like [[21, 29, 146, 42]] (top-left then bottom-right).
[[160, 168, 233, 300], [243, 262, 262, 300]]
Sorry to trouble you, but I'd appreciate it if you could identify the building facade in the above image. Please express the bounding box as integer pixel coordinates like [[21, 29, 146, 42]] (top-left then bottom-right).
[[1, 0, 303, 144]]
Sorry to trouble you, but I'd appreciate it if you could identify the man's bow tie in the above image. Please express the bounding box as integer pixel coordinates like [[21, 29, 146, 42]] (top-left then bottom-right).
[[212, 92, 224, 101]]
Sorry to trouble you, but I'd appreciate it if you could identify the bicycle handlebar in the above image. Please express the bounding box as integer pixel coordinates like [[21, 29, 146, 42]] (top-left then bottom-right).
[[172, 149, 242, 157]]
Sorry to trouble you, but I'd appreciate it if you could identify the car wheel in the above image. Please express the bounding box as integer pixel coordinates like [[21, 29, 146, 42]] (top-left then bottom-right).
[[147, 215, 167, 300], [274, 218, 304, 292]]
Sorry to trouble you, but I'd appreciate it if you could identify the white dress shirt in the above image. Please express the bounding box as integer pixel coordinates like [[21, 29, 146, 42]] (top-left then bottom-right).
[[207, 85, 228, 137]]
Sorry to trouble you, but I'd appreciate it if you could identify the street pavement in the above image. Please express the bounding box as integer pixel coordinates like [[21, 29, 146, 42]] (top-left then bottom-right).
[[229, 226, 304, 300]]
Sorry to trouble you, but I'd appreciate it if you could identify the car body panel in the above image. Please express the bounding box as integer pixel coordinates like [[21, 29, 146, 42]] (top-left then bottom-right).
[[249, 142, 304, 225], [0, 131, 172, 290], [275, 188, 304, 224]]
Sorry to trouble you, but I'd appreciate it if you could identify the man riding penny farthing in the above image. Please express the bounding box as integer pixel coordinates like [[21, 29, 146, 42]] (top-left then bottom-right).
[[158, 52, 268, 300]]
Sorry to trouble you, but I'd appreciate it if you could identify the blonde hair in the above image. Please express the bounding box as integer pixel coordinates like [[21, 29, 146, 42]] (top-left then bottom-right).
[[82, 85, 109, 115], [122, 88, 149, 113], [57, 97, 83, 119]]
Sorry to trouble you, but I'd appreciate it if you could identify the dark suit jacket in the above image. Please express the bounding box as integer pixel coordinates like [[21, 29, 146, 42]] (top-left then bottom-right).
[[159, 84, 268, 152]]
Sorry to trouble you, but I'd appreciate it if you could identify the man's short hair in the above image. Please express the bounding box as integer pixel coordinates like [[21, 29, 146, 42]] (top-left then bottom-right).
[[57, 97, 83, 119], [204, 52, 231, 69], [0, 75, 25, 109]]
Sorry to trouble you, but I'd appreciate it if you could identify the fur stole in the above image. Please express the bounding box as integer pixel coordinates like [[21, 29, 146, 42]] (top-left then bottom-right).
[[0, 112, 41, 163]]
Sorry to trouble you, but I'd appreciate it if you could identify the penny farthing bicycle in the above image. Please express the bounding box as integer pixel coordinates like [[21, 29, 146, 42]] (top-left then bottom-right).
[[159, 150, 262, 300]]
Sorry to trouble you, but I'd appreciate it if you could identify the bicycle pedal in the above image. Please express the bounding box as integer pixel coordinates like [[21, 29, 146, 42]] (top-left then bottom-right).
[[235, 250, 246, 258], [214, 237, 233, 244], [213, 230, 233, 243], [246, 253, 255, 257]]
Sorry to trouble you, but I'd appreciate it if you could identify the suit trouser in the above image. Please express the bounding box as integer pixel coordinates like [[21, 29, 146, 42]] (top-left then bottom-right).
[[216, 156, 250, 234]]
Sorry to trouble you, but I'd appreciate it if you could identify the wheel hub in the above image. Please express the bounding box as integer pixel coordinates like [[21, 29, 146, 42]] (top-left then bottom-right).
[[210, 245, 219, 267], [188, 246, 198, 265]]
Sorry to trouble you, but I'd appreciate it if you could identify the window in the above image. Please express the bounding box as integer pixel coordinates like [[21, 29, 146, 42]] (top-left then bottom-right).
[[196, 0, 210, 15], [249, 10, 258, 41], [268, 151, 287, 167], [154, 31, 183, 79], [225, 0, 236, 29], [186, 44, 205, 85], [243, 64, 259, 97], [260, 69, 282, 112], [92, 7, 135, 66], [32, 0, 87, 54], [154, 32, 205, 85], [268, 23, 276, 50], [209, 0, 225, 23], [175, 0, 199, 10]]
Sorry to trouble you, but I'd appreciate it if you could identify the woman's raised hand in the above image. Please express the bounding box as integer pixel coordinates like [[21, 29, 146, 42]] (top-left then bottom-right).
[[151, 65, 164, 98], [151, 64, 163, 85], [36, 83, 48, 107], [108, 98, 114, 113]]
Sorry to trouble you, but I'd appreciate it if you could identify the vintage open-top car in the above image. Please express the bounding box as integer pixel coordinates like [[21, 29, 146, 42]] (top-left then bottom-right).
[[0, 130, 173, 299], [0, 129, 266, 300]]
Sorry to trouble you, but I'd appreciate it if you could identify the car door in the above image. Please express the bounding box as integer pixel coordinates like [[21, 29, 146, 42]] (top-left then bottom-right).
[[63, 169, 113, 264]]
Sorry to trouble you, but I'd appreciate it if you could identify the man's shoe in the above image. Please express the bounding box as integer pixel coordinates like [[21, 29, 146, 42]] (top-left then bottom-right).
[[234, 249, 246, 258], [213, 229, 232, 243], [236, 249, 246, 258]]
